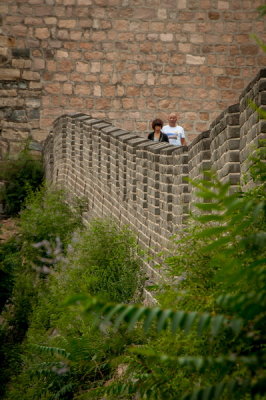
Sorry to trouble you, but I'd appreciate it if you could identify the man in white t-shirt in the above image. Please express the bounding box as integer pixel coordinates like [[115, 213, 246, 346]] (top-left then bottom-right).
[[161, 113, 187, 146]]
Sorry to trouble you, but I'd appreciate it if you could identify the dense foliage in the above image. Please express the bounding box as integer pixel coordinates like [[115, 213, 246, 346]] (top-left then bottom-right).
[[0, 187, 144, 399], [1, 21, 265, 396], [1, 139, 265, 399], [0, 147, 44, 216], [0, 186, 83, 397], [79, 142, 266, 400]]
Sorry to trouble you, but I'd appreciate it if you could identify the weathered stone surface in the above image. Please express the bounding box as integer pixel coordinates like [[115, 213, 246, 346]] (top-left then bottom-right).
[[1, 2, 266, 260], [43, 69, 266, 279], [28, 140, 42, 151], [22, 71, 40, 81], [186, 54, 205, 65], [0, 68, 20, 80], [12, 48, 30, 59], [1, 2, 265, 145], [0, 35, 16, 47], [10, 109, 27, 122], [0, 48, 9, 65]]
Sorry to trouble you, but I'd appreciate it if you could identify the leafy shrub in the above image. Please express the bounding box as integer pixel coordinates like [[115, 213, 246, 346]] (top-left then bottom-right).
[[0, 147, 44, 216], [3, 161, 265, 399], [0, 186, 84, 398], [0, 237, 21, 313], [2, 212, 145, 400], [19, 185, 83, 254], [80, 146, 266, 400], [5, 186, 84, 338], [63, 218, 145, 303]]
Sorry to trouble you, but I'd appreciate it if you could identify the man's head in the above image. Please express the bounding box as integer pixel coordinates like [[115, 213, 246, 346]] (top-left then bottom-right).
[[168, 113, 177, 127]]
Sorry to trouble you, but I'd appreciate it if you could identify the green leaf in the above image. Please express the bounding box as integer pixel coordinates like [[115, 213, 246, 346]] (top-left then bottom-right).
[[203, 236, 231, 252], [33, 345, 71, 359], [195, 190, 218, 199], [182, 380, 238, 400], [129, 346, 158, 358], [113, 304, 137, 329], [157, 309, 173, 332], [194, 357, 205, 370], [196, 225, 227, 239], [250, 34, 266, 53], [202, 386, 214, 400], [214, 381, 226, 399], [64, 294, 97, 308], [143, 307, 162, 332], [127, 307, 147, 330], [194, 202, 223, 211], [54, 383, 74, 399], [229, 317, 243, 335], [195, 214, 225, 223], [253, 201, 265, 219], [198, 313, 211, 335], [257, 5, 266, 17], [183, 311, 198, 333], [210, 315, 225, 336], [104, 303, 127, 323], [171, 311, 186, 333]]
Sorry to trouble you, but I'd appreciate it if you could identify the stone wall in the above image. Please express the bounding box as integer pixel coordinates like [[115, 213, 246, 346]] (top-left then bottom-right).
[[1, 0, 266, 158], [0, 41, 42, 157], [43, 69, 266, 279]]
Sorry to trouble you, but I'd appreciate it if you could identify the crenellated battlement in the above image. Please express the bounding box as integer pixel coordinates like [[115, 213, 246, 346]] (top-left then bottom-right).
[[43, 69, 266, 278]]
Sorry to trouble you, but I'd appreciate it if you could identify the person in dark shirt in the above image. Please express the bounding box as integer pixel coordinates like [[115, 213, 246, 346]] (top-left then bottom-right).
[[148, 118, 169, 143]]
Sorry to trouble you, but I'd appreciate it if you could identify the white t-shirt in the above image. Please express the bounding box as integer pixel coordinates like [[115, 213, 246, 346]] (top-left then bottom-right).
[[161, 124, 185, 146]]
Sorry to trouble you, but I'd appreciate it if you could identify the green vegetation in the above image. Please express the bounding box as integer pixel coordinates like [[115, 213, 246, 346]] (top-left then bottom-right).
[[1, 139, 264, 399], [0, 146, 44, 216], [0, 186, 144, 399], [0, 186, 83, 397], [0, 17, 265, 396], [73, 149, 265, 399]]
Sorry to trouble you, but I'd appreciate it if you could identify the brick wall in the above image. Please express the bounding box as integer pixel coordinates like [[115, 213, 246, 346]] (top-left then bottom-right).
[[1, 0, 266, 158], [0, 40, 43, 157], [43, 69, 266, 278]]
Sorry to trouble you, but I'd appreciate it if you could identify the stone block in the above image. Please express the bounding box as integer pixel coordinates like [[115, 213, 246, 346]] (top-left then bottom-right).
[[0, 68, 20, 80], [22, 71, 40, 80], [186, 54, 205, 65]]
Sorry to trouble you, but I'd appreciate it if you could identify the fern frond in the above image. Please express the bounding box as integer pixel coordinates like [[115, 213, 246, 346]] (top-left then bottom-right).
[[78, 297, 243, 336], [53, 383, 74, 399], [104, 376, 172, 400], [182, 379, 238, 400], [32, 344, 71, 359], [29, 361, 67, 378], [129, 347, 258, 372], [217, 290, 266, 311]]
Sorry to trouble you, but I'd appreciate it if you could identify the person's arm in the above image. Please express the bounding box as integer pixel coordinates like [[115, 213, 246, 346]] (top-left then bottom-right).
[[164, 133, 169, 142], [180, 127, 187, 146], [181, 137, 187, 146]]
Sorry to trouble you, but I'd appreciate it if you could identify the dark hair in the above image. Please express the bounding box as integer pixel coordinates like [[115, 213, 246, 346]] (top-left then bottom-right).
[[152, 118, 163, 130]]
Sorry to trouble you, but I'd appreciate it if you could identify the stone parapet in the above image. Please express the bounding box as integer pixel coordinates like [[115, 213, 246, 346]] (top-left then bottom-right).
[[43, 69, 266, 281], [209, 103, 240, 188], [239, 69, 266, 189]]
